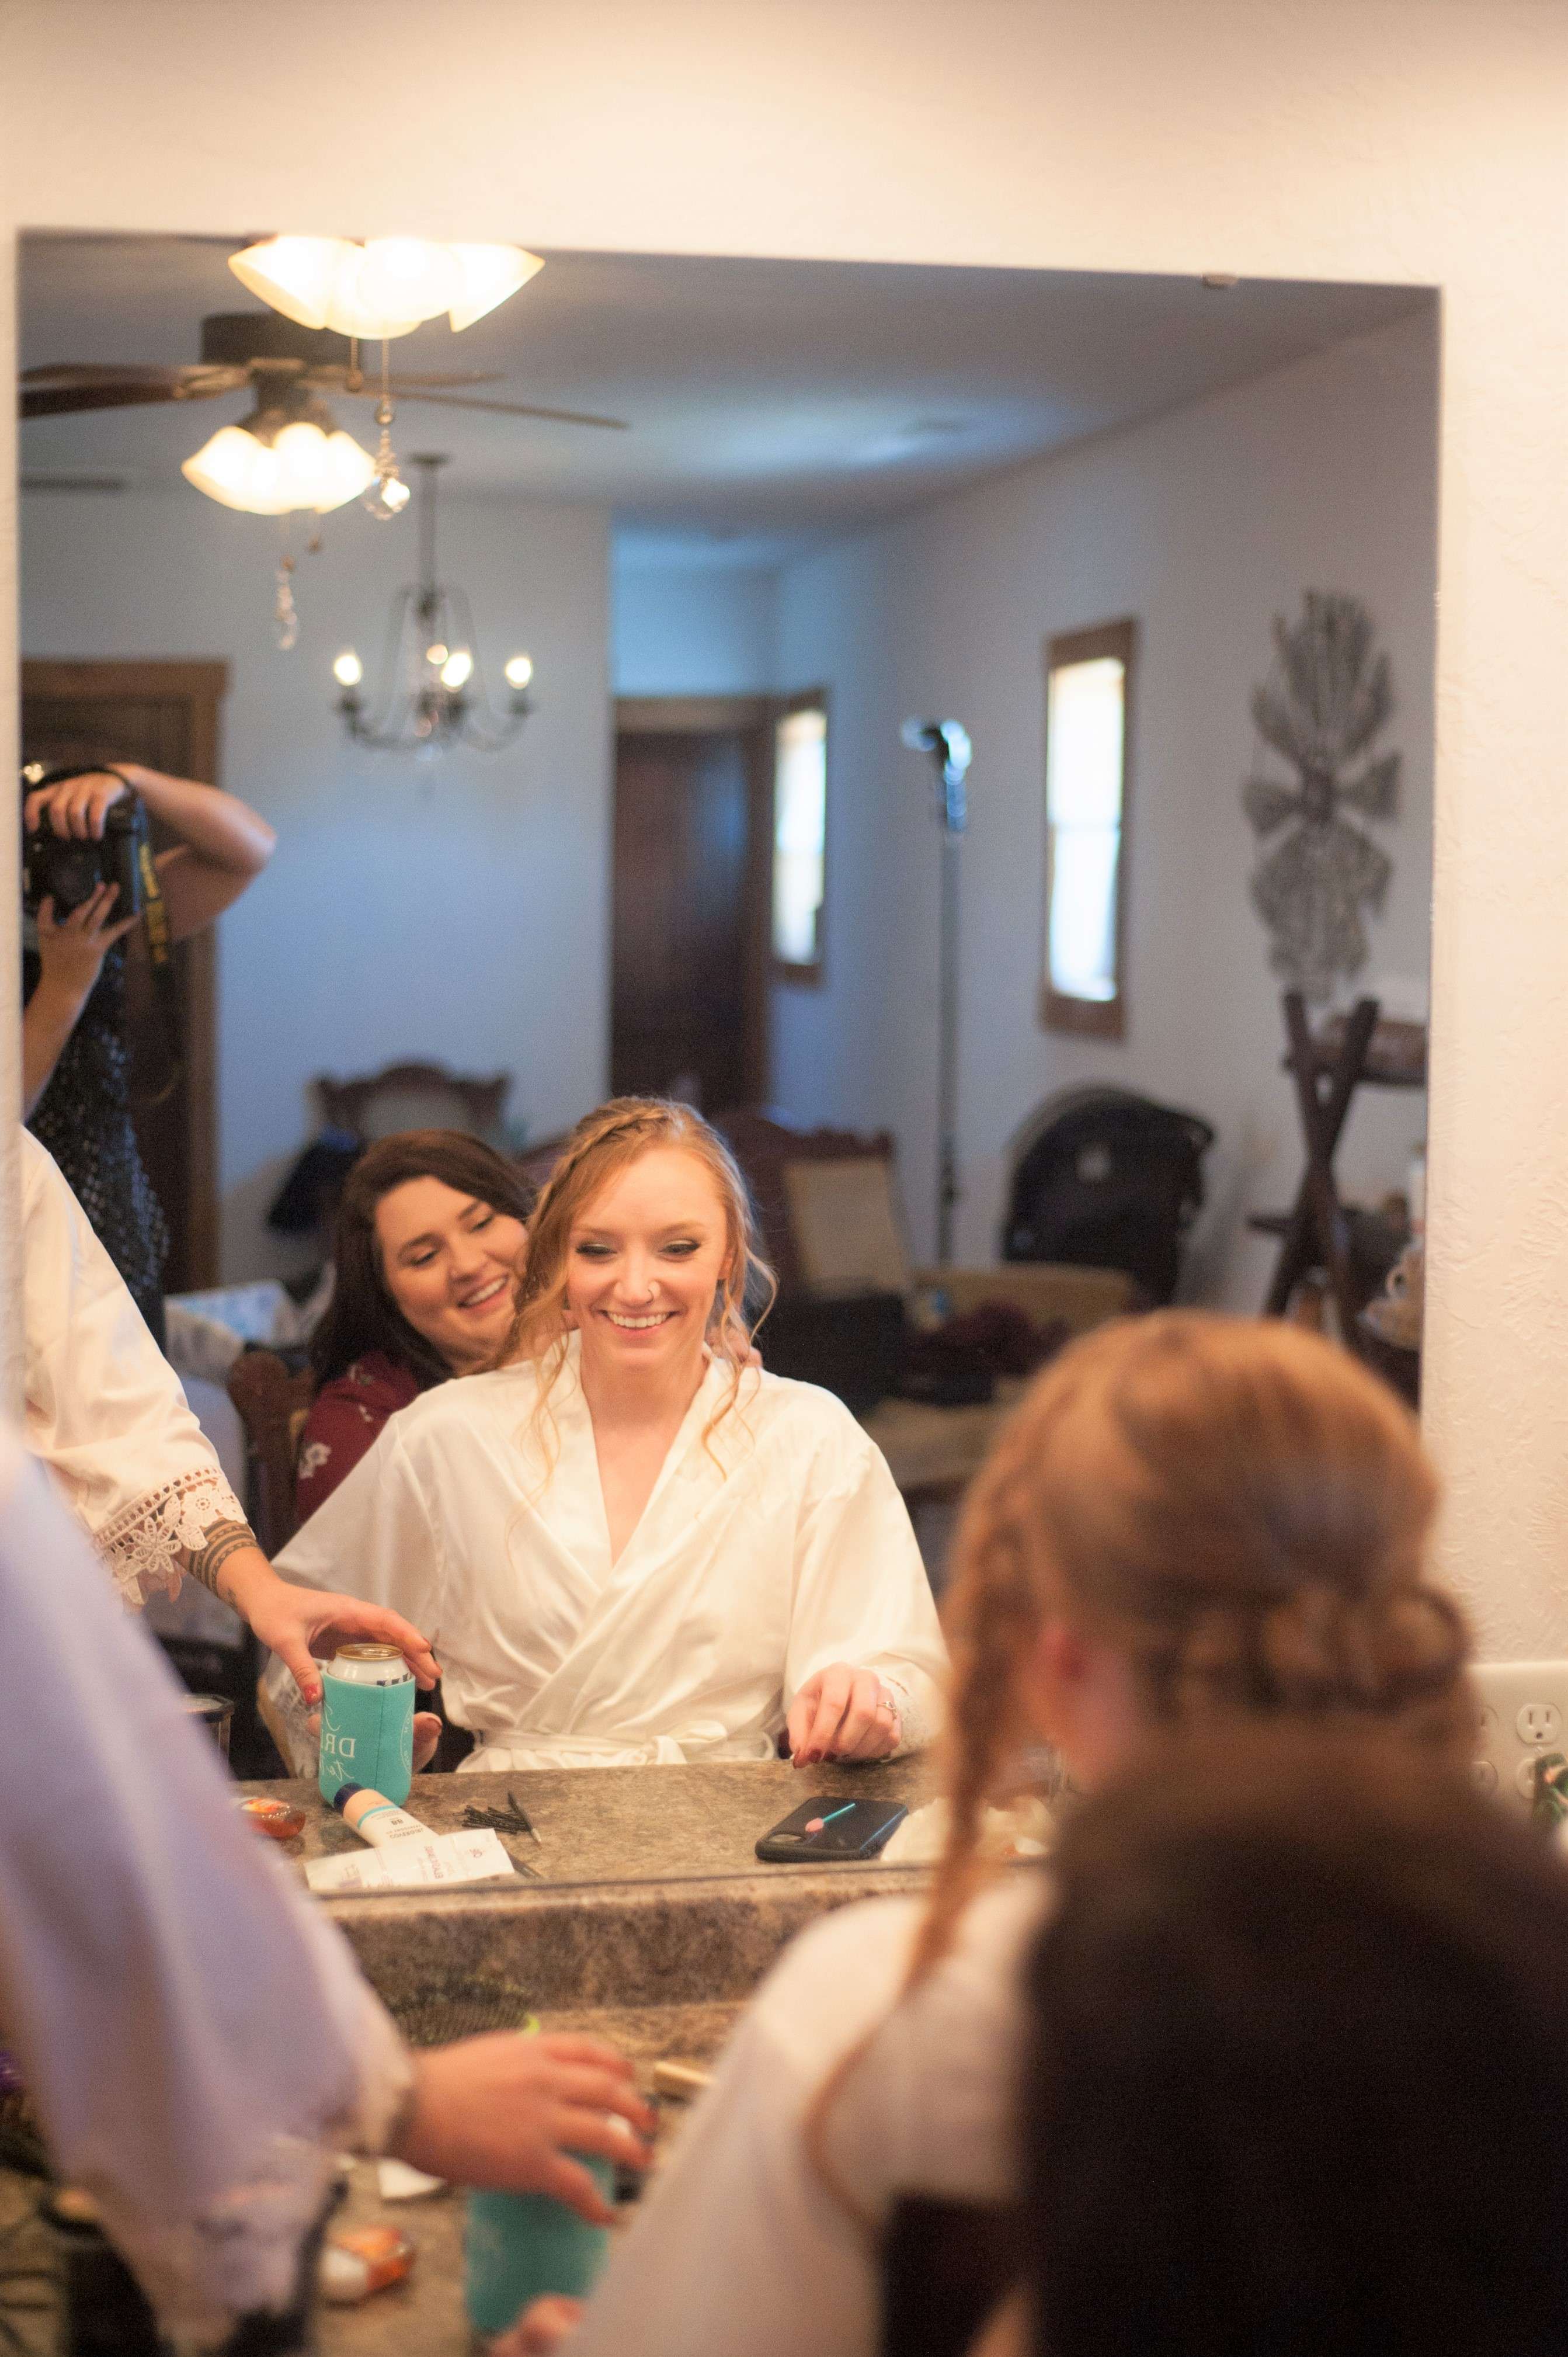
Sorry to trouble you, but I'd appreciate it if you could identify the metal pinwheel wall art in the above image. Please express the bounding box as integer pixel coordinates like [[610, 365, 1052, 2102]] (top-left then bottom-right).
[[1242, 592, 1400, 1004]]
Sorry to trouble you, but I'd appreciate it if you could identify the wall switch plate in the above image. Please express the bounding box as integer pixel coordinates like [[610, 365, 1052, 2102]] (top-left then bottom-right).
[[1472, 1661, 1568, 1808]]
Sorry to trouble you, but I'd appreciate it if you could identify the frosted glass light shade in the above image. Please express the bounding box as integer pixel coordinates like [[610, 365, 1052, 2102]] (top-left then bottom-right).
[[323, 245, 425, 341], [448, 244, 545, 332], [228, 237, 350, 330], [359, 238, 458, 325], [182, 420, 376, 515], [230, 235, 543, 338]]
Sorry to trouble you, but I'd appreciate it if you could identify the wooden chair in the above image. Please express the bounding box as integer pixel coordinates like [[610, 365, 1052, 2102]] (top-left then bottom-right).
[[226, 1345, 474, 1773], [314, 1060, 512, 1145], [226, 1346, 315, 1557], [714, 1109, 1134, 1511]]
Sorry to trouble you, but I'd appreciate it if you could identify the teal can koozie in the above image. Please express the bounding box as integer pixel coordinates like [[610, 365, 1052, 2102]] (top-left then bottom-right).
[[464, 2161, 615, 2332], [317, 1644, 414, 1807]]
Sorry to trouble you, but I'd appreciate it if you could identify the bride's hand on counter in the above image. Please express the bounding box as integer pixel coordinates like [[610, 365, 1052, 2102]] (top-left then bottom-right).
[[234, 1564, 440, 1705], [787, 1664, 902, 1765], [392, 2032, 655, 2221]]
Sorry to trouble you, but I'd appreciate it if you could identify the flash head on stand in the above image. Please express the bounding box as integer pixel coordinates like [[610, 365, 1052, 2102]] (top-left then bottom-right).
[[900, 718, 972, 779]]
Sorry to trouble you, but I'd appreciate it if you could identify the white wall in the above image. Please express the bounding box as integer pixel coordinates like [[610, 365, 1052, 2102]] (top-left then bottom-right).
[[771, 313, 1438, 1302], [3, 0, 1567, 1654], [613, 561, 778, 695], [22, 488, 611, 1278]]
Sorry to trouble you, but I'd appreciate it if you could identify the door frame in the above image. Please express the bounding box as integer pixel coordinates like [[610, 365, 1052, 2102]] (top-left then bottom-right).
[[21, 657, 228, 1287], [613, 695, 775, 1110]]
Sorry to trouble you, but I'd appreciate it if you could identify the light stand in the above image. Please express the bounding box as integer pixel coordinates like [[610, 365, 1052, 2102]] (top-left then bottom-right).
[[901, 718, 972, 1266]]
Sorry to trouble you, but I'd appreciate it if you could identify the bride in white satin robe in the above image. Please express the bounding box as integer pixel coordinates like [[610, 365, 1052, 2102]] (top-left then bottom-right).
[[267, 1103, 946, 1773], [271, 1335, 943, 1771]]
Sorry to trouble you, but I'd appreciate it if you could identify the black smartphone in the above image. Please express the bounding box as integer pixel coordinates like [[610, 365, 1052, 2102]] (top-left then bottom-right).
[[755, 1796, 908, 1862]]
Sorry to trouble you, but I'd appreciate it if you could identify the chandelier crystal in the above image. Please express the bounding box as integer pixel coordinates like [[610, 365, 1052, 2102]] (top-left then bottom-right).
[[333, 456, 535, 754]]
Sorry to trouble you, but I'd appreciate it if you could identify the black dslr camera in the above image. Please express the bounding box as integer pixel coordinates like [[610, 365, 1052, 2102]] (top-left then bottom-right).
[[20, 763, 148, 920]]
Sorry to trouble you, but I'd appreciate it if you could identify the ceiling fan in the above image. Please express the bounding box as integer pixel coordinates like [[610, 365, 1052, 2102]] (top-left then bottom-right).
[[20, 308, 628, 431]]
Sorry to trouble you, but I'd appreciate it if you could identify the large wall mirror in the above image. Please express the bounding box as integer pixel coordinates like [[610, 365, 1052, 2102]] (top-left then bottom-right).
[[17, 232, 1439, 1853]]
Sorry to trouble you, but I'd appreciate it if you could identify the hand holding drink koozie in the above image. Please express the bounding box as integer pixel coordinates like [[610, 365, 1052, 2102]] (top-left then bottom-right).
[[317, 1644, 416, 1806]]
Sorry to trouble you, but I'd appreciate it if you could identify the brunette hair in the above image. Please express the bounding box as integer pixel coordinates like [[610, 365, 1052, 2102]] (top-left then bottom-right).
[[309, 1130, 536, 1392], [1023, 1724, 1568, 2357], [492, 1099, 773, 1436], [806, 1311, 1472, 2205]]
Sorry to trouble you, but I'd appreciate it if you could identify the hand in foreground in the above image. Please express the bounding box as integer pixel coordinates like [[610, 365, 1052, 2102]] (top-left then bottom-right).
[[239, 1569, 440, 1705], [490, 2298, 584, 2355], [25, 768, 130, 841], [33, 887, 139, 998], [787, 1664, 902, 1766], [392, 2033, 655, 2223]]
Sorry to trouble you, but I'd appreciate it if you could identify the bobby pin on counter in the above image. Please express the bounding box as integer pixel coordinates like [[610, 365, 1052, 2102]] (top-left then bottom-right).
[[279, 1757, 933, 2357]]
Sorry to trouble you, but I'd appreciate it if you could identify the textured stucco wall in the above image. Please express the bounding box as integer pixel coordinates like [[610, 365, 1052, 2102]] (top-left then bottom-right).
[[2, 0, 1566, 1651]]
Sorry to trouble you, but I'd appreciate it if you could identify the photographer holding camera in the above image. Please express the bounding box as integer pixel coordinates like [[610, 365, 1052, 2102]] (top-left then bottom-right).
[[23, 759, 275, 1337]]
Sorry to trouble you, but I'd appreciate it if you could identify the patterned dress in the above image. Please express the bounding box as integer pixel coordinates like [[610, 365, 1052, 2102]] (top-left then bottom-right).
[[25, 938, 169, 1335], [294, 1352, 422, 1521]]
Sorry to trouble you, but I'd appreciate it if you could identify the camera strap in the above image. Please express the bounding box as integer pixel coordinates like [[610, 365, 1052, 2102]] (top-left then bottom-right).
[[129, 836, 183, 1109]]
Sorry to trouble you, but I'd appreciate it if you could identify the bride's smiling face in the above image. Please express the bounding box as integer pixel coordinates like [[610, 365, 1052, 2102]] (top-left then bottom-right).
[[565, 1147, 732, 1376]]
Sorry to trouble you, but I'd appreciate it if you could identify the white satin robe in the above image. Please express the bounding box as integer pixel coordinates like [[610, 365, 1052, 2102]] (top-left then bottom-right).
[[269, 1341, 946, 1772]]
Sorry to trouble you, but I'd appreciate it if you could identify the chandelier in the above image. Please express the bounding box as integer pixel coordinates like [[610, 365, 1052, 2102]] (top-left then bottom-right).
[[332, 455, 535, 754]]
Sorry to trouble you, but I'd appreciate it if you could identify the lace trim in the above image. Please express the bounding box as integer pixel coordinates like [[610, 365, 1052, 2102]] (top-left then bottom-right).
[[96, 1470, 250, 1609], [90, 2134, 342, 2348]]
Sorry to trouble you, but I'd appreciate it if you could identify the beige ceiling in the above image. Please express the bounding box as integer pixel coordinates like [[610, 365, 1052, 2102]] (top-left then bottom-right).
[[20, 234, 1433, 564]]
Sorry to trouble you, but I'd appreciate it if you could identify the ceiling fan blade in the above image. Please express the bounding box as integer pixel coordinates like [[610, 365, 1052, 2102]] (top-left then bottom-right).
[[381, 372, 506, 390], [20, 365, 246, 420], [390, 391, 630, 431], [24, 361, 206, 385]]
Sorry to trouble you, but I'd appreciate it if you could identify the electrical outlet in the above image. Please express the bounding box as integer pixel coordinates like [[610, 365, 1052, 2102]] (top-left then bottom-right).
[[1472, 1662, 1568, 1813]]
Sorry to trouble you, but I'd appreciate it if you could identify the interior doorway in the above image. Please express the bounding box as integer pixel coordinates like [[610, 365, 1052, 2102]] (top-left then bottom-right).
[[20, 657, 228, 1290], [611, 695, 773, 1113]]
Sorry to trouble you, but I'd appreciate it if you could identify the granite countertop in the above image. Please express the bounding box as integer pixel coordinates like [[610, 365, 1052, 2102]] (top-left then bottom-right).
[[244, 1755, 935, 1888], [325, 1999, 739, 2357], [239, 1759, 938, 2016], [1, 1765, 948, 2357], [0, 2004, 741, 2357]]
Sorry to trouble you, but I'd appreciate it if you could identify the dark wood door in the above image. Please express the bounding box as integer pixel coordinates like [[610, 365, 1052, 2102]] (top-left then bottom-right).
[[611, 700, 771, 1112], [20, 659, 228, 1290]]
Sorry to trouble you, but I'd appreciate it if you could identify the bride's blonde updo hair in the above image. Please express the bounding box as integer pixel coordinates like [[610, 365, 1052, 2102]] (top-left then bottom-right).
[[914, 1307, 1473, 1979], [493, 1098, 774, 1431]]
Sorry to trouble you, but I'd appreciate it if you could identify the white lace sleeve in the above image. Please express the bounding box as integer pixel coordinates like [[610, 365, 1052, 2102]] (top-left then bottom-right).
[[96, 1468, 251, 1609], [21, 1133, 252, 1609]]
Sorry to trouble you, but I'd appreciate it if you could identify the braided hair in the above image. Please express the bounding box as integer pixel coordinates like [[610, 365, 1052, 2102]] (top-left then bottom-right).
[[911, 1309, 1470, 1980], [806, 1310, 1472, 2204]]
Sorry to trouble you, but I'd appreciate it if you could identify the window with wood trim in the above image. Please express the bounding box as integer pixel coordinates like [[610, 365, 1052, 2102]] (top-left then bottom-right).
[[771, 690, 828, 983], [1041, 620, 1135, 1040]]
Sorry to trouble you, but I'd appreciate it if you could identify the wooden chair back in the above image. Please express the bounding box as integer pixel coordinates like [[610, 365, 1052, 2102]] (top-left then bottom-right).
[[714, 1108, 896, 1297], [314, 1060, 511, 1144], [225, 1346, 315, 1557]]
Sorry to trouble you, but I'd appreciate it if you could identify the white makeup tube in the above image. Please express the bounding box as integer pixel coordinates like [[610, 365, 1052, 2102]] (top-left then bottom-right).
[[331, 1782, 431, 1847]]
